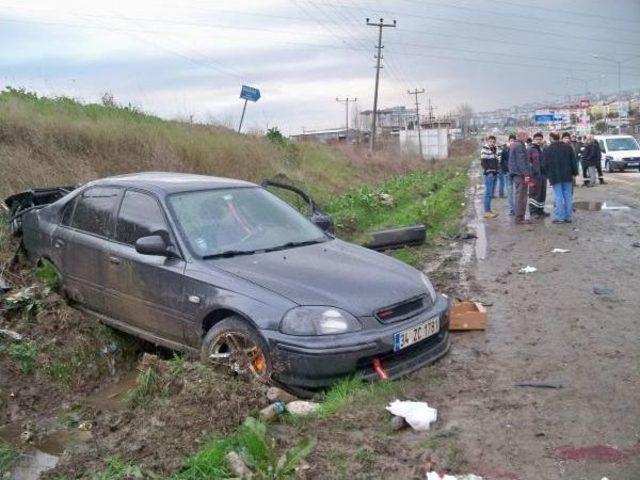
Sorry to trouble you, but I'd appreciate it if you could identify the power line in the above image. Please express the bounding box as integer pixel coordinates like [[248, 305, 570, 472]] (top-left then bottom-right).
[[327, 0, 640, 48]]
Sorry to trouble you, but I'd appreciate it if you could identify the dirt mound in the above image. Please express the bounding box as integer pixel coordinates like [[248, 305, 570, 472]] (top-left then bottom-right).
[[46, 355, 268, 478]]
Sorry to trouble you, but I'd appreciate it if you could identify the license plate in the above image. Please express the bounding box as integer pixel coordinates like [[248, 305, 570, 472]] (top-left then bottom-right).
[[627, 162, 638, 166], [393, 317, 440, 352]]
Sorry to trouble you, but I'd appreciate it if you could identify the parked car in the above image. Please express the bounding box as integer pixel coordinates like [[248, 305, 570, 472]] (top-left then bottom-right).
[[594, 135, 640, 172], [5, 172, 450, 394]]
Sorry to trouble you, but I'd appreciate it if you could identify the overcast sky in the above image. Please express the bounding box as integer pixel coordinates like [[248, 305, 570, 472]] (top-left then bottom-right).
[[2, 0, 640, 133]]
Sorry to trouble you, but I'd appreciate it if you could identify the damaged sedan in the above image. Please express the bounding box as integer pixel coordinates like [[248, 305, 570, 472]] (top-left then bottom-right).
[[6, 172, 450, 394]]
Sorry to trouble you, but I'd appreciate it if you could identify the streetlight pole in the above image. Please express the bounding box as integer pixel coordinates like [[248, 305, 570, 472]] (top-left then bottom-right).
[[592, 53, 640, 133]]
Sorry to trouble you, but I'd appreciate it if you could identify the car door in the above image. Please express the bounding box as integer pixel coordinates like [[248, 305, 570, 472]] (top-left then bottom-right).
[[63, 186, 122, 313], [104, 189, 188, 345]]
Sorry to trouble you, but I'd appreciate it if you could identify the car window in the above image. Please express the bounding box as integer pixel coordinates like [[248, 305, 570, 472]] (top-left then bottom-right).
[[60, 196, 78, 226], [605, 137, 639, 151], [71, 187, 121, 238], [116, 190, 168, 245]]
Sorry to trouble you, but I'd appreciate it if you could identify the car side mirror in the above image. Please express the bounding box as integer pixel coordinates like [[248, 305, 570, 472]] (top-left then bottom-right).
[[310, 211, 335, 235], [135, 235, 170, 256]]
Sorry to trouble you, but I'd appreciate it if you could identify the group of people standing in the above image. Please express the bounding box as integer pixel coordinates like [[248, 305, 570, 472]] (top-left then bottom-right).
[[480, 131, 605, 225]]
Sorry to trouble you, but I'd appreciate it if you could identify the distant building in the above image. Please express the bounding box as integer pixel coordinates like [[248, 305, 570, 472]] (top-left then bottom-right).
[[289, 127, 359, 144], [360, 106, 417, 133]]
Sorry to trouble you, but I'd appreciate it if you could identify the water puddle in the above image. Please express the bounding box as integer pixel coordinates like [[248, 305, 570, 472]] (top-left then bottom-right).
[[574, 201, 631, 211], [84, 370, 138, 412], [0, 371, 137, 479]]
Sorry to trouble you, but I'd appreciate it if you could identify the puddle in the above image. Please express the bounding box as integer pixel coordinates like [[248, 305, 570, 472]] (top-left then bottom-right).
[[0, 371, 137, 479], [574, 201, 631, 211], [84, 370, 138, 412], [0, 424, 92, 480], [12, 450, 59, 480]]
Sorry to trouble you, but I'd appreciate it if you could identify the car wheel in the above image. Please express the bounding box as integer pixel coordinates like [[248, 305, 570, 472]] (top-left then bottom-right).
[[606, 161, 613, 173], [201, 316, 271, 383]]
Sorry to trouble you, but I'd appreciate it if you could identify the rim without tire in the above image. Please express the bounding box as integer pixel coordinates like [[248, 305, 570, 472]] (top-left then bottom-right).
[[206, 331, 268, 381]]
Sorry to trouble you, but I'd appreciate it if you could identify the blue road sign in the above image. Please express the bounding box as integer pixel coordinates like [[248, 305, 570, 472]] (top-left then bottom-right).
[[240, 85, 261, 102], [534, 114, 563, 123]]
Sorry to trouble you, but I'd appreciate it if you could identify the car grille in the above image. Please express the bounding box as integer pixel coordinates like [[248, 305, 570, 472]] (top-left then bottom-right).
[[375, 295, 430, 324], [623, 157, 640, 161]]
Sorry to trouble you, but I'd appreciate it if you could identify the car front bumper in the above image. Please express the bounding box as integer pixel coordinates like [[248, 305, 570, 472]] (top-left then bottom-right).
[[266, 295, 451, 389]]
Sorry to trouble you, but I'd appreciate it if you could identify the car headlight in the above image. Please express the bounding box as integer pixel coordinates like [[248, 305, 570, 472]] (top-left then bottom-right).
[[279, 307, 362, 335], [420, 272, 437, 302]]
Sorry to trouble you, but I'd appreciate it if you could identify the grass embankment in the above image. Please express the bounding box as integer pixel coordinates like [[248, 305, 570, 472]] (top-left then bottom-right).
[[0, 87, 423, 205], [0, 88, 473, 479]]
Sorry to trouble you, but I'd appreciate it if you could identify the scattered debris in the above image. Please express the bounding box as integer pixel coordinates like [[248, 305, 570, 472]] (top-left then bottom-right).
[[450, 302, 487, 331], [515, 380, 563, 389], [0, 273, 12, 292], [0, 328, 23, 341], [593, 286, 615, 296], [266, 386, 299, 403], [364, 224, 426, 251], [518, 266, 537, 274], [442, 232, 477, 241], [552, 248, 570, 253], [386, 400, 437, 431], [78, 421, 93, 431], [389, 415, 408, 431], [226, 450, 253, 478], [259, 402, 286, 422], [426, 473, 483, 480], [601, 202, 630, 211], [285, 401, 320, 417]]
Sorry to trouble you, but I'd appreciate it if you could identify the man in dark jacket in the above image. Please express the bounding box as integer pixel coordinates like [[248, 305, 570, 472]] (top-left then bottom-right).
[[543, 132, 578, 223], [501, 135, 516, 215], [508, 131, 531, 224], [527, 132, 548, 218], [582, 135, 603, 187], [480, 135, 500, 218]]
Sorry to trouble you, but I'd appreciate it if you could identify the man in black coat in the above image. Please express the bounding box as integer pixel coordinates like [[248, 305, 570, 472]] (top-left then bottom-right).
[[543, 132, 578, 224], [582, 135, 605, 186]]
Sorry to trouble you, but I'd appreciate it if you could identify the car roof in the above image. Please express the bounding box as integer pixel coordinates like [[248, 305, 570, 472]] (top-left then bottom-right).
[[594, 135, 636, 140], [86, 172, 257, 194]]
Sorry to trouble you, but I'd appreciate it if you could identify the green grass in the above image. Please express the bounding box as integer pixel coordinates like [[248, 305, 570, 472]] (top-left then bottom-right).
[[46, 348, 94, 385], [34, 258, 60, 289], [0, 440, 18, 477], [126, 366, 161, 408], [8, 341, 37, 374], [326, 163, 470, 260], [91, 457, 144, 480], [176, 417, 315, 480]]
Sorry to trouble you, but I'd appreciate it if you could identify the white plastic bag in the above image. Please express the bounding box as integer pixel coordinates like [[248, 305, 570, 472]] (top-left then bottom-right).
[[426, 473, 483, 480], [386, 400, 437, 431]]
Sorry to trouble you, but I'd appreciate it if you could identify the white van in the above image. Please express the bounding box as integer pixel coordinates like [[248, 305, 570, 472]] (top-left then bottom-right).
[[594, 135, 640, 172]]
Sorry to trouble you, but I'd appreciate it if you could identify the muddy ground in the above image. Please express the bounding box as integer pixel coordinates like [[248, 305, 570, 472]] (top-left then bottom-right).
[[276, 169, 640, 480], [2, 169, 640, 480]]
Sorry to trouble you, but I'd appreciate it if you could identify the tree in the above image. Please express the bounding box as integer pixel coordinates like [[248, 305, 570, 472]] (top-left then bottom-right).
[[456, 103, 474, 137], [101, 91, 116, 107], [265, 127, 287, 146], [594, 121, 607, 134]]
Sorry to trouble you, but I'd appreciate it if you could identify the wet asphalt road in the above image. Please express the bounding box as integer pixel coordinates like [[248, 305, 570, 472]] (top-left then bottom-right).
[[435, 170, 640, 479]]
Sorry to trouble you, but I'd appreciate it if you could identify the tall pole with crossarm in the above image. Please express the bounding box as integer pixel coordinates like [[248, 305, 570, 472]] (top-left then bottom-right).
[[366, 17, 396, 152], [407, 88, 425, 159], [336, 97, 357, 143]]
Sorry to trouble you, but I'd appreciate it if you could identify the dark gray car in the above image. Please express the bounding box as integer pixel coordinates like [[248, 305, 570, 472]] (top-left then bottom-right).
[[12, 172, 450, 392]]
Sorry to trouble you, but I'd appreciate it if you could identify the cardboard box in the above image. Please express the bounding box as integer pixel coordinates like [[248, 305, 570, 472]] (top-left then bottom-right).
[[449, 301, 487, 331]]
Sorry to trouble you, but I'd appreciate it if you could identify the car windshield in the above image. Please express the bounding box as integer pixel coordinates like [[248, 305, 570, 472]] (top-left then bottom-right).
[[168, 187, 328, 258], [605, 138, 639, 151]]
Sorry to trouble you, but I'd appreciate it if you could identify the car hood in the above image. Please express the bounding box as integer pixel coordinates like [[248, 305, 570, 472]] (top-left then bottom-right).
[[206, 239, 426, 317], [607, 149, 640, 159]]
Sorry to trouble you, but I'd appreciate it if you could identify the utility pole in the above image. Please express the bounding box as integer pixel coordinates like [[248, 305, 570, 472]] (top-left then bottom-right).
[[427, 98, 437, 122], [366, 17, 396, 152], [336, 97, 357, 143], [407, 88, 425, 159]]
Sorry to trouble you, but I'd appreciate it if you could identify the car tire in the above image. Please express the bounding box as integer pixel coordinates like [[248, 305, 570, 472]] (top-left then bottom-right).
[[201, 316, 272, 383], [606, 161, 614, 173]]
